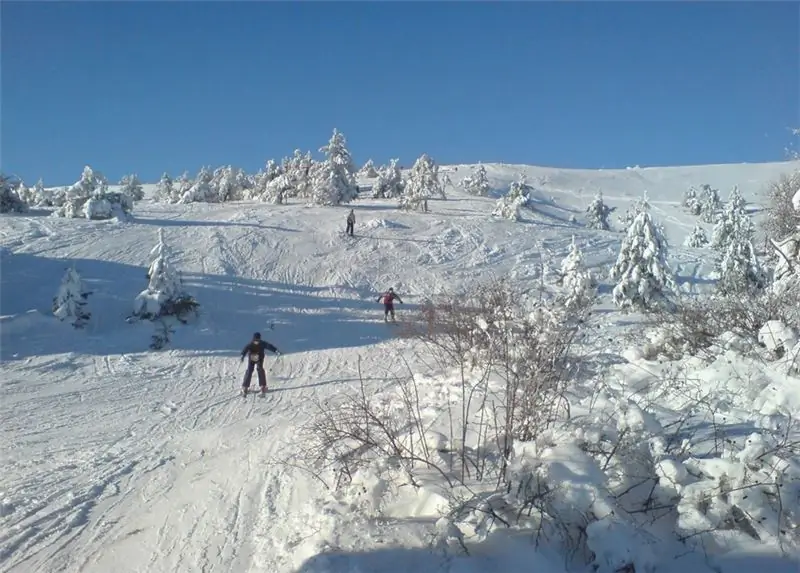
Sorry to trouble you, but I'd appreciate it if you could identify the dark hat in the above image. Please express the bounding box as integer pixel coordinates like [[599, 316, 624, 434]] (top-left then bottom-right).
[[253, 332, 261, 340]]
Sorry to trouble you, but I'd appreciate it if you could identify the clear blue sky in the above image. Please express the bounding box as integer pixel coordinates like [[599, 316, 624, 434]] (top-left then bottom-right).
[[2, 1, 798, 185]]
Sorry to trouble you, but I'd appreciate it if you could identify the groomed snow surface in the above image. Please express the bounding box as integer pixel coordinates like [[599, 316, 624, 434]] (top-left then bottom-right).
[[2, 160, 800, 573]]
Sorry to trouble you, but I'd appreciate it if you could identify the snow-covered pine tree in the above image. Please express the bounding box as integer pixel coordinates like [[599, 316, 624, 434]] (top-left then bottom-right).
[[610, 200, 676, 313], [31, 178, 52, 206], [285, 150, 314, 198], [460, 164, 491, 196], [0, 174, 28, 213], [53, 266, 91, 328], [557, 236, 595, 310], [119, 173, 144, 201], [710, 186, 746, 250], [309, 129, 358, 205], [711, 187, 765, 294], [178, 166, 215, 203], [399, 153, 444, 211], [698, 183, 722, 223], [585, 191, 612, 230], [358, 159, 378, 178], [153, 172, 174, 203], [682, 185, 702, 216], [492, 175, 530, 221], [133, 228, 198, 321], [372, 158, 405, 198], [684, 224, 709, 248], [211, 165, 242, 202]]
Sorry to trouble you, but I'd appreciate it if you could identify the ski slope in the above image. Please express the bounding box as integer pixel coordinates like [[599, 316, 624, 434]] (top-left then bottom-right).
[[1, 160, 799, 573]]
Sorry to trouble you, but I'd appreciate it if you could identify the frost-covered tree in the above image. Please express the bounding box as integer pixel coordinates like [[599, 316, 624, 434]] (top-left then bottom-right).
[[399, 153, 445, 211], [133, 228, 198, 321], [585, 191, 612, 230], [609, 200, 676, 313], [0, 174, 28, 213], [284, 150, 315, 198], [557, 236, 595, 310], [372, 158, 405, 199], [211, 165, 242, 202], [52, 266, 91, 328], [153, 172, 174, 203], [711, 187, 765, 294], [460, 164, 491, 196], [358, 159, 378, 178], [684, 224, 709, 248], [682, 186, 702, 216], [309, 129, 358, 205], [178, 166, 215, 203], [492, 175, 531, 221], [54, 166, 133, 219], [698, 183, 722, 223], [31, 178, 52, 206], [771, 229, 800, 296], [119, 173, 144, 201]]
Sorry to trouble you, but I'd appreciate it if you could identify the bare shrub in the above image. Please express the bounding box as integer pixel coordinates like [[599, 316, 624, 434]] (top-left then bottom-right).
[[649, 288, 800, 360]]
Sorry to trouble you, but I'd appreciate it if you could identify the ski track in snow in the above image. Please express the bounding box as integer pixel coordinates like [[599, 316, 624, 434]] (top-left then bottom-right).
[[1, 160, 797, 573]]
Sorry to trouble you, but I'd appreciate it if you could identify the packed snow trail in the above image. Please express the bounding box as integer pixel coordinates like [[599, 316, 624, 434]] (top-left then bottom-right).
[[1, 160, 797, 572]]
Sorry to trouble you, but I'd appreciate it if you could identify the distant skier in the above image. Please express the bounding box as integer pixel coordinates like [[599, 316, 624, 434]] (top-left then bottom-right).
[[240, 332, 281, 395], [346, 209, 355, 236], [376, 287, 403, 322]]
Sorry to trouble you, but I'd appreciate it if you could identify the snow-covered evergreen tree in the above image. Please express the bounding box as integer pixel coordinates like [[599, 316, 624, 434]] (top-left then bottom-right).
[[684, 224, 709, 248], [460, 164, 491, 196], [557, 236, 595, 310], [682, 186, 702, 216], [358, 159, 378, 178], [284, 150, 314, 198], [119, 173, 144, 201], [53, 166, 133, 219], [211, 165, 241, 202], [133, 228, 198, 321], [698, 183, 722, 223], [710, 186, 746, 250], [372, 158, 405, 199], [0, 174, 28, 213], [31, 178, 52, 206], [153, 172, 174, 202], [308, 129, 358, 205], [399, 153, 445, 211], [585, 191, 612, 230], [609, 201, 676, 313], [178, 166, 215, 203], [53, 266, 91, 328], [492, 175, 530, 221], [711, 187, 765, 294]]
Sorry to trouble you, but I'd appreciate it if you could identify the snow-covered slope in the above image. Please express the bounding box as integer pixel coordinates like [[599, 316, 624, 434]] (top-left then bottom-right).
[[1, 160, 799, 573]]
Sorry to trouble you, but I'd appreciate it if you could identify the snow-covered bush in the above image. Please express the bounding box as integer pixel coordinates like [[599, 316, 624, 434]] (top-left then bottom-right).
[[399, 153, 445, 211], [557, 236, 595, 310], [371, 159, 405, 199], [585, 191, 612, 230], [0, 174, 28, 214], [684, 224, 708, 247], [309, 129, 358, 206], [610, 198, 676, 313], [460, 164, 491, 196], [119, 173, 144, 201], [52, 266, 91, 328], [358, 159, 378, 178], [132, 228, 198, 322], [492, 175, 530, 221]]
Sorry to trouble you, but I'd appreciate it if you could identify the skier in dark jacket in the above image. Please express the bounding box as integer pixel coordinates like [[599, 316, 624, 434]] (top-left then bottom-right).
[[240, 332, 281, 395], [346, 209, 355, 236], [376, 287, 403, 322]]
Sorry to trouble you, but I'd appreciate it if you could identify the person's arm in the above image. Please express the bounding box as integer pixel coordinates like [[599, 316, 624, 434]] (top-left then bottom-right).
[[263, 341, 280, 354]]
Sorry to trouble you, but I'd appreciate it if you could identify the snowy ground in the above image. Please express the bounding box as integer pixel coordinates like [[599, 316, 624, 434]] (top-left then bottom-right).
[[1, 160, 799, 573]]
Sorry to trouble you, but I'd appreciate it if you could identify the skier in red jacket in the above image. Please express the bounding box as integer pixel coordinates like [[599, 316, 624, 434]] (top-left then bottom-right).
[[376, 287, 403, 322]]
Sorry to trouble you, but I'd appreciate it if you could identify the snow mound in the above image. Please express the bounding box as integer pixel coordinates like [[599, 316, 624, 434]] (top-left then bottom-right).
[[362, 218, 408, 230]]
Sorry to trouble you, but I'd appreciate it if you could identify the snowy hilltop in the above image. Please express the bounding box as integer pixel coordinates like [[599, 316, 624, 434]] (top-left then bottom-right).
[[2, 143, 800, 573]]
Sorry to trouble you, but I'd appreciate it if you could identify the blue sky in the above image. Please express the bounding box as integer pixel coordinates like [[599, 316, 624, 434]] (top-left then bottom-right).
[[2, 1, 798, 185]]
